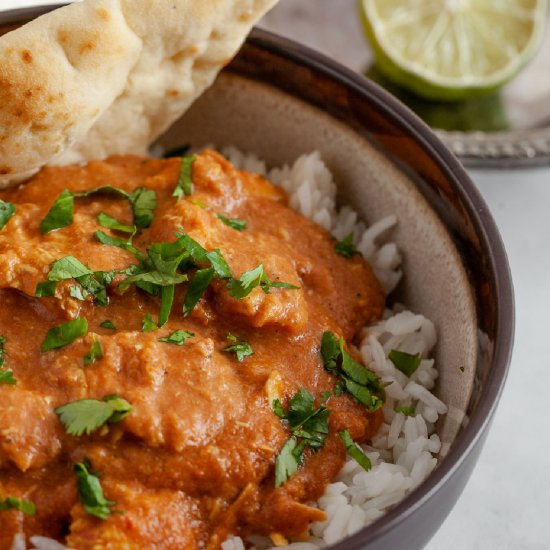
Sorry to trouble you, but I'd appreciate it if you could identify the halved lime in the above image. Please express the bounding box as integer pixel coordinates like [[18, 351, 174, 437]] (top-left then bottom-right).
[[360, 0, 548, 100]]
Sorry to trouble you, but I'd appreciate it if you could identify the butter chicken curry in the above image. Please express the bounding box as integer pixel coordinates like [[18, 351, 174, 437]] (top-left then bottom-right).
[[0, 151, 385, 549]]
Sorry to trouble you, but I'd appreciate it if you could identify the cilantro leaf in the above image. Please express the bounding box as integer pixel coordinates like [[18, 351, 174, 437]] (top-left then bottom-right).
[[97, 212, 135, 234], [183, 268, 215, 317], [129, 187, 156, 229], [0, 496, 35, 516], [122, 271, 188, 288], [35, 281, 57, 297], [56, 395, 132, 436], [158, 285, 175, 327], [173, 155, 196, 198], [205, 250, 232, 279], [217, 214, 247, 231], [94, 230, 139, 256], [40, 189, 74, 234], [388, 349, 421, 377], [223, 333, 253, 361], [394, 405, 416, 416], [48, 256, 94, 281], [142, 313, 157, 332], [274, 436, 300, 488], [41, 318, 88, 352], [339, 430, 372, 472], [100, 320, 116, 331], [0, 369, 16, 385], [74, 461, 117, 520], [320, 331, 384, 413], [0, 200, 15, 230], [159, 330, 194, 346], [273, 387, 331, 487], [335, 233, 357, 258], [227, 263, 298, 299], [84, 339, 104, 366]]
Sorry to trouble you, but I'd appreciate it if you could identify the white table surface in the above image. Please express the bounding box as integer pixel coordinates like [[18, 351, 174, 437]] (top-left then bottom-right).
[[3, 1, 549, 548]]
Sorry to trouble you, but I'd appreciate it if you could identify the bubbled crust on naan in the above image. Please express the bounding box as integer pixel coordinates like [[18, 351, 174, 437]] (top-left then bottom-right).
[[0, 0, 277, 187]]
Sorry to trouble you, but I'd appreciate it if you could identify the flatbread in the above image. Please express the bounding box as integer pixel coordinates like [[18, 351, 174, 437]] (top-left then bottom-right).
[[0, 0, 277, 187]]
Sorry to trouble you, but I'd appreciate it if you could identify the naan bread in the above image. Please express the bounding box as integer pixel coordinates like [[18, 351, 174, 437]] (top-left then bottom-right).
[[0, 0, 277, 187]]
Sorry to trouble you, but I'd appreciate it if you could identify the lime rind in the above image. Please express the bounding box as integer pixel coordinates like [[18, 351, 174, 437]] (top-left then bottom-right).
[[360, 0, 548, 101]]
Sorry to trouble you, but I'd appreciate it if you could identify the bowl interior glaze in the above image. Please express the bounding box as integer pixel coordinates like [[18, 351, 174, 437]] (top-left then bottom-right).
[[0, 7, 514, 550]]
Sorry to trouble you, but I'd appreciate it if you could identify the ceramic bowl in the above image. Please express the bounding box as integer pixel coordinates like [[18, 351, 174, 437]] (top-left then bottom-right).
[[1, 5, 514, 550]]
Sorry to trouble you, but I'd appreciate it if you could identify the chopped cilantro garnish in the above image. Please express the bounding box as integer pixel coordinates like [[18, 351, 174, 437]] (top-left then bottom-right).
[[227, 263, 299, 299], [335, 233, 357, 258], [217, 214, 247, 231], [320, 391, 332, 403], [35, 280, 57, 297], [0, 369, 16, 385], [40, 189, 74, 234], [74, 461, 117, 520], [94, 230, 139, 256], [224, 333, 253, 361], [0, 496, 35, 516], [84, 339, 104, 366], [321, 332, 384, 412], [99, 320, 116, 331], [173, 155, 196, 198], [41, 318, 88, 352], [48, 256, 93, 281], [273, 387, 331, 487], [159, 330, 194, 346], [388, 349, 421, 377], [97, 212, 135, 234], [183, 268, 215, 317], [55, 394, 132, 437], [129, 187, 156, 229], [339, 430, 372, 472], [44, 257, 114, 306], [394, 405, 416, 416], [142, 313, 158, 332], [0, 200, 15, 230]]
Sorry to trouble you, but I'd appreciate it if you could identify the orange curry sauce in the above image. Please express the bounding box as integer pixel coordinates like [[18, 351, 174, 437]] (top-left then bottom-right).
[[0, 151, 384, 549]]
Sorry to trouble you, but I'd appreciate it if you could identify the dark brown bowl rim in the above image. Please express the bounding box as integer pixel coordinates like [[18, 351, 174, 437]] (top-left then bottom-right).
[[0, 5, 514, 548]]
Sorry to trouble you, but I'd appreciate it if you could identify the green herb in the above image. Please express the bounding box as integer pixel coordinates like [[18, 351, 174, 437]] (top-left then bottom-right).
[[223, 333, 253, 362], [388, 349, 421, 377], [84, 339, 104, 366], [48, 256, 93, 281], [123, 271, 188, 288], [74, 461, 117, 520], [183, 268, 215, 317], [35, 280, 57, 297], [394, 405, 416, 416], [40, 189, 74, 234], [0, 369, 16, 385], [100, 320, 116, 330], [159, 330, 194, 346], [43, 258, 114, 307], [142, 313, 157, 332], [0, 496, 35, 516], [273, 387, 331, 487], [0, 200, 15, 230], [77, 185, 156, 230], [41, 318, 88, 352], [320, 391, 332, 403], [321, 332, 384, 412], [97, 212, 135, 234], [94, 230, 139, 256], [56, 394, 132, 437], [227, 263, 299, 299], [335, 233, 357, 258], [339, 430, 372, 472], [217, 214, 247, 231], [173, 155, 196, 198], [158, 285, 175, 327], [129, 187, 157, 229]]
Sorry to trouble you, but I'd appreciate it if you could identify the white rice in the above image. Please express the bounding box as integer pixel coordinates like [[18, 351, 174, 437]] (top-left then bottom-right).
[[15, 150, 446, 550]]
